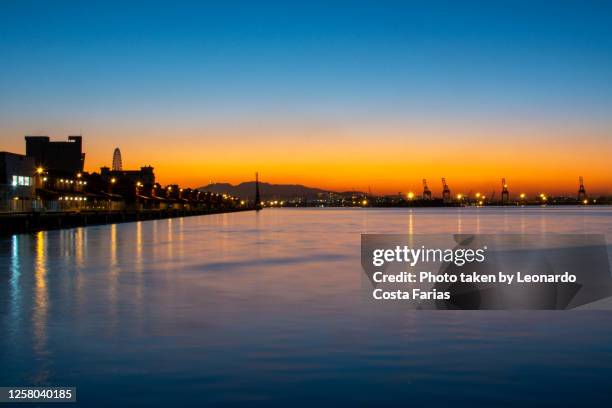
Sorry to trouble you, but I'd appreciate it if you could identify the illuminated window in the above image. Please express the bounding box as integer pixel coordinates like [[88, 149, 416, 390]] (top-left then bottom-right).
[[11, 175, 31, 186]]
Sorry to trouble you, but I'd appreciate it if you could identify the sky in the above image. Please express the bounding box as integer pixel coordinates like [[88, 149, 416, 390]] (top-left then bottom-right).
[[1, 0, 611, 195]]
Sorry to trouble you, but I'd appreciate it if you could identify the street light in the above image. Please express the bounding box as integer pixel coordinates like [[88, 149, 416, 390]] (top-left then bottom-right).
[[407, 192, 415, 200]]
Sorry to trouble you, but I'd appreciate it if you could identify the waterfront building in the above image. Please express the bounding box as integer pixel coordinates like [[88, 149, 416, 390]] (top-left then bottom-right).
[[0, 152, 37, 212], [2, 135, 246, 214], [101, 165, 155, 187], [25, 135, 85, 174]]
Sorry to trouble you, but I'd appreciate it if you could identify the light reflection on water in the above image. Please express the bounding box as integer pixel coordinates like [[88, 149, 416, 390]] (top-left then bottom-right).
[[33, 231, 49, 383], [1, 207, 612, 406]]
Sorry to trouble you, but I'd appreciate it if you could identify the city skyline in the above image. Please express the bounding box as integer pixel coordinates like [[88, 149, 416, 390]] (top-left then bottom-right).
[[1, 1, 611, 194]]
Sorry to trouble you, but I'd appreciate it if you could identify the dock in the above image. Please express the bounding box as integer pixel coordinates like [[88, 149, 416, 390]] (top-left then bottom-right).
[[1, 207, 252, 236]]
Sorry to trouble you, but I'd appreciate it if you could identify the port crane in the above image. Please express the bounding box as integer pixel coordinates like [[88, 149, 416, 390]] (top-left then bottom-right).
[[422, 179, 432, 200], [501, 178, 509, 204], [441, 178, 451, 203]]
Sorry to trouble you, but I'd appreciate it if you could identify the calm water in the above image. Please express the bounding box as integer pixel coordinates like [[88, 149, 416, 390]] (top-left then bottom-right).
[[1, 207, 612, 407]]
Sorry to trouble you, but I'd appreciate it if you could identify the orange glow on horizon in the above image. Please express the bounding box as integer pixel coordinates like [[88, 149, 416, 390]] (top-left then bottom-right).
[[86, 147, 610, 196], [3, 119, 612, 195]]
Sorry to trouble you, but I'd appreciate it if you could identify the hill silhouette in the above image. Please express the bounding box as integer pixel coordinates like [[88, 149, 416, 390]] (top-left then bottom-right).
[[198, 181, 354, 200]]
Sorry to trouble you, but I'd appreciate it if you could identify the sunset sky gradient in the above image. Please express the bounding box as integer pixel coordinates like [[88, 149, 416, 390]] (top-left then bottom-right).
[[1, 1, 611, 195]]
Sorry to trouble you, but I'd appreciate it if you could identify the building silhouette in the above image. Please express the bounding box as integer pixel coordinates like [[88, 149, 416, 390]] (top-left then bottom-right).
[[101, 165, 155, 186], [25, 135, 84, 174], [0, 152, 36, 211], [112, 148, 123, 171]]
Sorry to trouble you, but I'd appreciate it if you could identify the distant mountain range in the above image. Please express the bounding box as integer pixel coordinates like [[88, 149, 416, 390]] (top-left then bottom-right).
[[198, 181, 361, 200]]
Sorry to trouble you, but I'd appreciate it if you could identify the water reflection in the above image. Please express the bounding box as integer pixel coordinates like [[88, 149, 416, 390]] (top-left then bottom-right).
[[33, 231, 49, 382], [540, 211, 548, 233], [110, 223, 118, 267], [407, 210, 414, 248], [73, 227, 86, 308], [109, 223, 119, 312], [408, 209, 414, 236], [9, 235, 21, 338], [134, 221, 144, 323], [1, 208, 611, 406], [136, 220, 143, 273], [167, 217, 173, 259], [75, 227, 86, 267]]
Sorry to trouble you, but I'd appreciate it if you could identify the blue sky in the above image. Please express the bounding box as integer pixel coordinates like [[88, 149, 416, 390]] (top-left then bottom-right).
[[1, 1, 611, 191], [2, 1, 611, 119]]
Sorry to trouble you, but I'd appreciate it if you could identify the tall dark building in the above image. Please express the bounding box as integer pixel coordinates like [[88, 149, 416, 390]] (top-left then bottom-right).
[[25, 135, 85, 174]]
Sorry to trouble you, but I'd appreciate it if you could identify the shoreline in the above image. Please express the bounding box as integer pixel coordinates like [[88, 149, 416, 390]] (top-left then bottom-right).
[[0, 207, 253, 236], [2, 204, 608, 236]]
